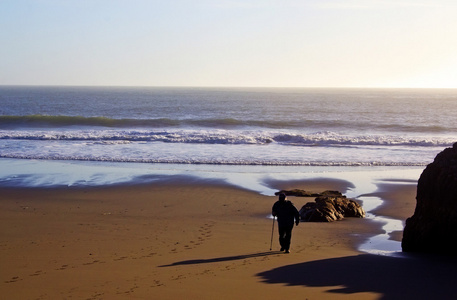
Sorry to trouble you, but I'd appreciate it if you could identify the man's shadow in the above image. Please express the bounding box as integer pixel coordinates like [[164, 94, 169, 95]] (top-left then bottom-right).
[[159, 251, 283, 267], [257, 253, 457, 299]]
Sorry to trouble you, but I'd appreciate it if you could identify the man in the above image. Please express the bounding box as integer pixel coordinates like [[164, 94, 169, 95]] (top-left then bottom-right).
[[272, 193, 300, 253]]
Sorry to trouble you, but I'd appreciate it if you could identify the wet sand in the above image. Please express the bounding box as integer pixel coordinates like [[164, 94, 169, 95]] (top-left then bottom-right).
[[1, 176, 456, 299]]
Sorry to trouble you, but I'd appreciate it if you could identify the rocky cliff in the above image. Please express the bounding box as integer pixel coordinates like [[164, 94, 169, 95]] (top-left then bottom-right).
[[402, 142, 457, 253]]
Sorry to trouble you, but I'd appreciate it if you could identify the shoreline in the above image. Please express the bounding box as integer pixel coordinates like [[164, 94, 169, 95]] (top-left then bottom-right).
[[0, 157, 423, 191], [1, 168, 428, 299]]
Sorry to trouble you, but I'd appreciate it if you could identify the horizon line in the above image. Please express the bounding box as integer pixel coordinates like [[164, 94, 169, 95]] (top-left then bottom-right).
[[1, 84, 457, 90]]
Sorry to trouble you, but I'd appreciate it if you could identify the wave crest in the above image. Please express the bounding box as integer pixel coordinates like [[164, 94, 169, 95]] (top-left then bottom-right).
[[0, 129, 452, 147]]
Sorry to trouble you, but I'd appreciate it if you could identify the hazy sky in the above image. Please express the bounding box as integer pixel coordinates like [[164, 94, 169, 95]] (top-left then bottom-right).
[[1, 0, 457, 88]]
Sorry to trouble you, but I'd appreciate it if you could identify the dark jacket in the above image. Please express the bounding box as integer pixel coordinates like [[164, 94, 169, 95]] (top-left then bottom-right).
[[272, 200, 300, 227]]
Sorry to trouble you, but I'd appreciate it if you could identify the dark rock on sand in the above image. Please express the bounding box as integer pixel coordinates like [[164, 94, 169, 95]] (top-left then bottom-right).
[[402, 142, 457, 254], [275, 189, 342, 198], [296, 191, 365, 222]]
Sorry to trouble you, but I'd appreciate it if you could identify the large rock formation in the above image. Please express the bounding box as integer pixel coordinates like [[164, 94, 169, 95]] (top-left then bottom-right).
[[281, 190, 365, 222], [402, 142, 457, 254]]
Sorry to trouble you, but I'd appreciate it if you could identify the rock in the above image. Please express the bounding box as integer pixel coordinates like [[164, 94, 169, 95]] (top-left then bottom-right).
[[298, 194, 365, 222], [402, 142, 457, 254], [276, 189, 365, 222], [275, 189, 342, 198]]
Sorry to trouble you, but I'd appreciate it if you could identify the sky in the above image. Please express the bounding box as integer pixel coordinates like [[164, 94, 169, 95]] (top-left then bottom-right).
[[1, 0, 457, 88]]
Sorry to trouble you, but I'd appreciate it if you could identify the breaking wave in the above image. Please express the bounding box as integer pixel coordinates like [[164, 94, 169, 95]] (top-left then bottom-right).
[[0, 129, 453, 147]]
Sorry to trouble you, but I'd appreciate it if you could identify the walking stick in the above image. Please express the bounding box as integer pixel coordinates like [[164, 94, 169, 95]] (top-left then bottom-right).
[[269, 216, 275, 251]]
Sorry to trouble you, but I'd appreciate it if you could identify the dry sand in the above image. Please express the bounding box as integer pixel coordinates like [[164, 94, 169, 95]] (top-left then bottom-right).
[[1, 177, 457, 299]]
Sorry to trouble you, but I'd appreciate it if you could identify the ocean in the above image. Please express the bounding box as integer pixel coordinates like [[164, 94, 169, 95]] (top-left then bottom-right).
[[0, 86, 456, 189]]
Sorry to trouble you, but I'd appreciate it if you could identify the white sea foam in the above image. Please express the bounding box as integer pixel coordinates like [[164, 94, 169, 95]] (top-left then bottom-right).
[[0, 129, 452, 146], [0, 138, 444, 166]]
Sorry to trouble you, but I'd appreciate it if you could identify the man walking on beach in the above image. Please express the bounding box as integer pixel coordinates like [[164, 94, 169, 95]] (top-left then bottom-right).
[[272, 193, 300, 253]]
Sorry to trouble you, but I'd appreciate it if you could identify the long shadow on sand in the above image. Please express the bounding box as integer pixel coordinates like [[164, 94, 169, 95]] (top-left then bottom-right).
[[257, 253, 457, 299], [159, 251, 283, 267]]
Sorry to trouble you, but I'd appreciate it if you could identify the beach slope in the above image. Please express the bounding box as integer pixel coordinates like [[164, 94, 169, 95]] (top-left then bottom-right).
[[1, 179, 455, 299]]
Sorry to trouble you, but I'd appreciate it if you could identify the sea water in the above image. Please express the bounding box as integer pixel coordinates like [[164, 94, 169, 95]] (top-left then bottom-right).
[[1, 86, 455, 168]]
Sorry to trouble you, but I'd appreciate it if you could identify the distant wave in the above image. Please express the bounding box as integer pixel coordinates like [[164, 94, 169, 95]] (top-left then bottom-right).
[[0, 115, 314, 128], [0, 115, 348, 129], [0, 115, 181, 128], [0, 129, 453, 147], [0, 115, 453, 133]]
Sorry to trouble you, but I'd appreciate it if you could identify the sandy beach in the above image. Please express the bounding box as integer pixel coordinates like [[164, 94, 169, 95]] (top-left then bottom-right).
[[2, 175, 457, 299]]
